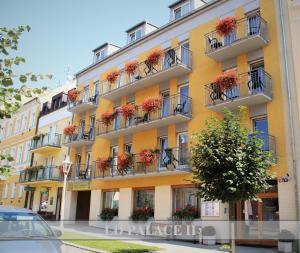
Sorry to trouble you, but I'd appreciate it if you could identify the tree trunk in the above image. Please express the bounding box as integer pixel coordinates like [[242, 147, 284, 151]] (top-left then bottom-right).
[[229, 201, 236, 253]]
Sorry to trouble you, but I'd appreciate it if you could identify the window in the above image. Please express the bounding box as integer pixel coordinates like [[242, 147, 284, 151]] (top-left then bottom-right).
[[253, 117, 269, 151], [177, 132, 188, 165], [29, 111, 35, 129], [128, 28, 143, 43], [124, 143, 132, 154], [16, 144, 23, 164], [95, 49, 106, 62], [173, 187, 200, 217], [159, 136, 168, 168], [173, 2, 190, 20], [114, 107, 121, 130], [4, 184, 9, 198], [161, 91, 170, 117], [11, 183, 16, 198], [134, 189, 154, 210], [7, 122, 13, 136], [10, 147, 16, 166], [18, 185, 24, 199], [23, 141, 31, 163], [22, 115, 28, 131], [14, 118, 21, 134], [0, 127, 4, 140], [103, 191, 119, 212]]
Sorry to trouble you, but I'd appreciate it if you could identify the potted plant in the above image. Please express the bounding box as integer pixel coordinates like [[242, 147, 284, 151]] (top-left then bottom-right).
[[141, 98, 161, 114], [63, 125, 76, 136], [117, 153, 134, 173], [120, 104, 136, 120], [131, 207, 154, 221], [106, 70, 120, 84], [139, 149, 159, 166], [96, 157, 112, 173], [100, 208, 118, 221], [202, 226, 216, 245], [145, 49, 163, 67], [173, 205, 199, 221], [278, 230, 294, 253], [216, 16, 238, 36], [213, 71, 238, 92], [125, 60, 139, 76], [67, 89, 79, 102], [101, 111, 115, 127]]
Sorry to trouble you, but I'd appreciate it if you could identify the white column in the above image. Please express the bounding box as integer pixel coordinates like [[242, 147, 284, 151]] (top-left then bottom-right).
[[89, 189, 102, 227], [119, 188, 133, 231], [154, 185, 172, 220], [64, 190, 77, 223]]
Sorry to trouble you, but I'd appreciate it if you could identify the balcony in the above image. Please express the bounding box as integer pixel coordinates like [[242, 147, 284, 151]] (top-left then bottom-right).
[[205, 15, 268, 62], [99, 46, 192, 100], [67, 89, 98, 114], [71, 164, 92, 181], [63, 125, 95, 147], [29, 133, 61, 154], [19, 165, 63, 183], [96, 94, 192, 139], [205, 69, 272, 112], [93, 147, 190, 180]]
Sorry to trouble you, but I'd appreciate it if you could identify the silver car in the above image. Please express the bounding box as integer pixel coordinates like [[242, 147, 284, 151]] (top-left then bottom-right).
[[0, 206, 62, 253]]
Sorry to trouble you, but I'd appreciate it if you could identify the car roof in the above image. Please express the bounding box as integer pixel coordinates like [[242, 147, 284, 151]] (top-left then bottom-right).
[[0, 206, 35, 213]]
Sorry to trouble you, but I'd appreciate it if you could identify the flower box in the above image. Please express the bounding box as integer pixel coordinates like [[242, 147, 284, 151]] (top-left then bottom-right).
[[117, 153, 134, 172], [125, 60, 139, 76], [101, 111, 116, 126], [173, 205, 199, 221], [213, 71, 238, 92], [216, 16, 238, 36], [106, 70, 120, 84], [146, 49, 163, 67], [96, 157, 112, 172], [120, 104, 136, 119], [63, 125, 76, 136], [139, 149, 159, 166], [131, 207, 154, 221], [68, 89, 79, 102], [141, 98, 161, 113]]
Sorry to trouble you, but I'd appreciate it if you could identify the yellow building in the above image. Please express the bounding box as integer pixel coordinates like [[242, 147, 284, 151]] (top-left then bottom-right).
[[18, 81, 75, 220], [62, 0, 295, 246], [0, 97, 41, 208]]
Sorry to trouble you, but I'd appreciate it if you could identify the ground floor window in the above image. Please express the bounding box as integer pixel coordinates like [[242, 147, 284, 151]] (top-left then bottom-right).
[[173, 187, 200, 218], [134, 189, 154, 210], [103, 191, 119, 214]]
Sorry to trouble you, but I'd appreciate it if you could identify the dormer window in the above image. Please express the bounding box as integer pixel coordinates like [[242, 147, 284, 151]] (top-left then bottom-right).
[[95, 48, 107, 62], [126, 21, 157, 45], [93, 43, 120, 63], [128, 28, 143, 43], [173, 2, 190, 20]]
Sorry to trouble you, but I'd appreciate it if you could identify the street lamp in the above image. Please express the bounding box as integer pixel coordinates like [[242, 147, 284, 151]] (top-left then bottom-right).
[[60, 156, 72, 232]]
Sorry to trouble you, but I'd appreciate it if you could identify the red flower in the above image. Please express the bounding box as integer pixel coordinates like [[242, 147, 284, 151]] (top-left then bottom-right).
[[141, 98, 161, 113], [68, 89, 79, 102], [117, 153, 133, 171], [125, 60, 139, 75], [106, 70, 120, 84], [120, 104, 136, 119], [213, 71, 238, 92], [146, 49, 163, 66], [216, 16, 238, 36], [63, 125, 76, 136], [101, 111, 115, 126], [139, 149, 158, 166], [96, 157, 112, 172]]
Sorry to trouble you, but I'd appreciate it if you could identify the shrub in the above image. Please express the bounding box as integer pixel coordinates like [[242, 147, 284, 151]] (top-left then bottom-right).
[[100, 208, 118, 221], [131, 207, 154, 221], [173, 205, 198, 220]]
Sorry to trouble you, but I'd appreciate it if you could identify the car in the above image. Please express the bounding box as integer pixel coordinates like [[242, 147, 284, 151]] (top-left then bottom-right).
[[0, 206, 63, 253]]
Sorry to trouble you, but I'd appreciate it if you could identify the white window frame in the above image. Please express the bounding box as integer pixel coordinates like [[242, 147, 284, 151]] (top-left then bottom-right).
[[14, 118, 21, 134], [95, 48, 106, 62], [11, 183, 16, 198], [23, 141, 31, 163], [22, 114, 28, 131], [16, 144, 23, 164], [29, 111, 35, 129], [18, 185, 24, 199], [7, 122, 13, 136], [128, 28, 143, 43], [4, 184, 9, 198], [173, 1, 191, 20]]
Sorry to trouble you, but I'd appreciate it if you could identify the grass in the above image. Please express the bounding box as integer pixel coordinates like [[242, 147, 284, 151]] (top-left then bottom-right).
[[61, 231, 162, 253]]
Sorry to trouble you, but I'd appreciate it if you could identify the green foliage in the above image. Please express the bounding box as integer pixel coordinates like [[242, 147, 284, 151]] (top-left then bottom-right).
[[100, 208, 118, 221], [130, 208, 154, 221], [190, 108, 273, 203], [0, 25, 52, 175]]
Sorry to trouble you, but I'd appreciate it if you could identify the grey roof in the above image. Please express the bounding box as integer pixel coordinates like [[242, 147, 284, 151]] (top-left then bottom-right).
[[92, 42, 121, 53], [168, 0, 189, 8], [125, 20, 158, 33]]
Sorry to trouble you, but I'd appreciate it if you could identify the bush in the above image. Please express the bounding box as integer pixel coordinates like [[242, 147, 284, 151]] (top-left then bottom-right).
[[100, 208, 118, 221], [202, 226, 216, 236], [278, 229, 294, 242], [173, 205, 199, 220], [131, 207, 154, 221]]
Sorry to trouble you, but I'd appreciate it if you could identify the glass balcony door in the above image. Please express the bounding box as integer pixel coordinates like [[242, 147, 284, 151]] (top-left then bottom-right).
[[111, 146, 118, 176], [74, 154, 81, 180], [83, 86, 89, 103], [178, 132, 188, 166], [161, 91, 170, 118], [250, 62, 266, 94], [179, 85, 189, 114], [159, 136, 168, 170], [253, 117, 269, 151], [248, 14, 260, 36], [181, 42, 190, 66]]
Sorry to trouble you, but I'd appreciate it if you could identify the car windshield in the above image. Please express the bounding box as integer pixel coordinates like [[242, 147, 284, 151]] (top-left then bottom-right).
[[0, 212, 54, 238]]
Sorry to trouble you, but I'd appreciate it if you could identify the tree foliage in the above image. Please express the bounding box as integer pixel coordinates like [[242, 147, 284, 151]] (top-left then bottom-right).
[[0, 25, 52, 175], [190, 108, 273, 203]]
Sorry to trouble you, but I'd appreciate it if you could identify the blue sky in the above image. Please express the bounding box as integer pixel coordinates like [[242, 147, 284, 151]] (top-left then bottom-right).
[[1, 0, 174, 88]]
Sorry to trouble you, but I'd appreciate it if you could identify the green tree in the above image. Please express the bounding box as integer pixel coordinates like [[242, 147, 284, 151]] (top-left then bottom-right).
[[0, 25, 52, 175]]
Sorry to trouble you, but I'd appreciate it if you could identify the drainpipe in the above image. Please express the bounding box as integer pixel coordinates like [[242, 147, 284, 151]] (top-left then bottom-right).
[[279, 0, 300, 248]]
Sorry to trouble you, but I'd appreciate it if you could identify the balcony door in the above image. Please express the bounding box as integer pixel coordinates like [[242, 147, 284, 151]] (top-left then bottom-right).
[[177, 132, 188, 166], [161, 91, 170, 118], [178, 84, 189, 114], [247, 13, 260, 36], [181, 42, 190, 66], [250, 61, 265, 94], [111, 146, 118, 175], [159, 136, 168, 170], [79, 120, 85, 139], [83, 86, 89, 103], [85, 152, 91, 179], [75, 154, 81, 179], [114, 107, 121, 130], [253, 117, 269, 151], [89, 116, 95, 139]]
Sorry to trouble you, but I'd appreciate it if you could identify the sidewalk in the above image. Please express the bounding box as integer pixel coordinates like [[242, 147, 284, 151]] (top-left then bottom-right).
[[52, 223, 277, 253]]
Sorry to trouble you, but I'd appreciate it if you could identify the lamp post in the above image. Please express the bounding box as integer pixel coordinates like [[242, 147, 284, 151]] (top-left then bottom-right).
[[60, 156, 71, 232]]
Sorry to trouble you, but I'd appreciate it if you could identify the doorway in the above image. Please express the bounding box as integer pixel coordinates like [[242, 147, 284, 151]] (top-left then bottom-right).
[[24, 190, 35, 210], [75, 191, 91, 221], [55, 187, 62, 220]]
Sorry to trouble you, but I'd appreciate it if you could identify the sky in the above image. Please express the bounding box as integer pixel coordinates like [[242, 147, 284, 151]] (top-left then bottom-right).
[[1, 0, 175, 89]]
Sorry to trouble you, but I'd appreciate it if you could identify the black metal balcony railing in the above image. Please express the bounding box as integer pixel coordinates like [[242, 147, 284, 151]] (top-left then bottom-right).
[[96, 94, 192, 136], [64, 125, 95, 145], [71, 164, 92, 181], [93, 147, 190, 179], [99, 46, 192, 96], [205, 69, 272, 107], [67, 89, 99, 110], [205, 15, 268, 54], [19, 165, 63, 183], [30, 133, 62, 150]]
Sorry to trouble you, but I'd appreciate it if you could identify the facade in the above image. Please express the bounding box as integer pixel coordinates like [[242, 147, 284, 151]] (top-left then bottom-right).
[[0, 98, 41, 208], [62, 0, 293, 245]]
